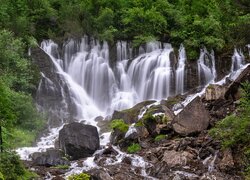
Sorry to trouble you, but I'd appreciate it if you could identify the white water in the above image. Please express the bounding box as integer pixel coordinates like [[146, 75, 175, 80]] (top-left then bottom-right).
[[231, 48, 244, 72], [17, 37, 248, 179], [198, 48, 217, 86], [176, 44, 186, 94]]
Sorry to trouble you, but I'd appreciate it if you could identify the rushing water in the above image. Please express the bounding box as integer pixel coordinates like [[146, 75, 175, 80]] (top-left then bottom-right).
[[17, 37, 247, 179], [197, 48, 217, 86]]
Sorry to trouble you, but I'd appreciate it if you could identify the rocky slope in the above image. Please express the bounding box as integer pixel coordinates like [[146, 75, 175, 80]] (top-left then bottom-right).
[[24, 64, 250, 179]]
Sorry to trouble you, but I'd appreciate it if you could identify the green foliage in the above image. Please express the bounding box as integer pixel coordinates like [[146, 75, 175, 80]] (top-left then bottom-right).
[[0, 172, 4, 180], [0, 0, 249, 54], [68, 173, 90, 180], [135, 120, 143, 127], [127, 143, 141, 154], [110, 119, 129, 133], [0, 29, 45, 150], [154, 134, 166, 142], [0, 151, 37, 180]]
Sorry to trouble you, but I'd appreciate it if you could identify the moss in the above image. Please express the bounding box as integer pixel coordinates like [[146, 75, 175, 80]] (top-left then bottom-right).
[[161, 115, 168, 124], [154, 134, 167, 142], [135, 120, 144, 127], [68, 173, 90, 180], [127, 143, 141, 154], [143, 113, 156, 123], [110, 119, 129, 133], [52, 165, 69, 170]]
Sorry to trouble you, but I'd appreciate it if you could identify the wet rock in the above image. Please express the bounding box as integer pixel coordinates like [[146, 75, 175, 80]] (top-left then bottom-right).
[[110, 128, 126, 146], [172, 97, 210, 135], [225, 64, 250, 100], [112, 100, 155, 124], [31, 47, 77, 127], [205, 84, 226, 101], [31, 148, 69, 167], [59, 122, 100, 160], [88, 168, 112, 180], [219, 149, 234, 172]]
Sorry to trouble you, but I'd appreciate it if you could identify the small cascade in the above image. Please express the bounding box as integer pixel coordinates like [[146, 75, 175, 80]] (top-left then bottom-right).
[[197, 48, 217, 86], [175, 44, 186, 94], [116, 41, 132, 61], [127, 43, 174, 100], [231, 48, 245, 72]]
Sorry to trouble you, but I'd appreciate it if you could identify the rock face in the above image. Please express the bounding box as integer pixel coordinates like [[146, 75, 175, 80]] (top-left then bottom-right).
[[225, 64, 250, 100], [59, 122, 100, 160], [205, 84, 226, 101], [172, 96, 210, 135], [31, 149, 69, 167], [31, 47, 77, 127]]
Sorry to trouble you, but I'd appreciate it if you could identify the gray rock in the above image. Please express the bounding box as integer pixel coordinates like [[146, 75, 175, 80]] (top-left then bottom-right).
[[162, 150, 194, 168], [172, 97, 210, 135], [205, 84, 226, 101], [59, 122, 100, 160], [31, 148, 69, 167]]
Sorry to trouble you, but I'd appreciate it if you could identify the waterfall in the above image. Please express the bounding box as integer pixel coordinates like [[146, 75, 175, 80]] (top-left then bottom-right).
[[18, 36, 250, 164], [198, 48, 217, 86], [39, 39, 243, 122], [43, 39, 178, 116], [41, 40, 103, 123], [175, 44, 186, 94], [231, 48, 245, 72]]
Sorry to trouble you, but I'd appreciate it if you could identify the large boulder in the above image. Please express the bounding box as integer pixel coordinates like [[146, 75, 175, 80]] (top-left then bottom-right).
[[205, 84, 226, 101], [31, 148, 70, 167], [172, 97, 210, 135], [59, 122, 100, 160]]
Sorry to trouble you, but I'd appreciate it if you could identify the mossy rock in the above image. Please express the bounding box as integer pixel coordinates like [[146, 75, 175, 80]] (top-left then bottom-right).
[[112, 100, 155, 124], [127, 143, 141, 154], [110, 119, 129, 133], [160, 96, 184, 109]]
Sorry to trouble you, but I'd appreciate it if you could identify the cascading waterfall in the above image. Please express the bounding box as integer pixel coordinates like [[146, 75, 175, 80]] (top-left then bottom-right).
[[17, 36, 249, 180], [231, 48, 245, 72], [175, 44, 186, 94], [198, 48, 217, 86], [41, 40, 103, 123]]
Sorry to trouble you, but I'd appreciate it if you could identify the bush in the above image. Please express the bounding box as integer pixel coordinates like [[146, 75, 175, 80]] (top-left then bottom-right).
[[68, 173, 90, 180], [110, 119, 129, 133], [0, 151, 37, 180], [127, 143, 141, 154]]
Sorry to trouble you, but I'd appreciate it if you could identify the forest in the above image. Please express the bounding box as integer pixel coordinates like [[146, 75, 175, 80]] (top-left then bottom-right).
[[0, 0, 249, 179]]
